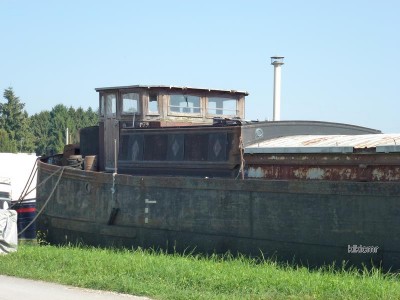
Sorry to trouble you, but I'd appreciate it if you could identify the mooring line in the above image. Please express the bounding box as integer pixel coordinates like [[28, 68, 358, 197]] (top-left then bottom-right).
[[17, 166, 65, 237], [17, 158, 38, 202]]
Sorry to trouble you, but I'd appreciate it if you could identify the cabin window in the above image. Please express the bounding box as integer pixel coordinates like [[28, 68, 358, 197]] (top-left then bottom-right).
[[148, 93, 159, 114], [207, 97, 237, 116], [101, 94, 117, 117], [122, 93, 140, 114], [169, 95, 201, 114]]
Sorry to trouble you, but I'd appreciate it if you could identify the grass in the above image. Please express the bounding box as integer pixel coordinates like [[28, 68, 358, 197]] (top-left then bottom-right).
[[0, 244, 400, 299]]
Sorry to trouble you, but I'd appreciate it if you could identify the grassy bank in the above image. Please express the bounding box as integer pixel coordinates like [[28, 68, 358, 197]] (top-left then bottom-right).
[[0, 245, 399, 299]]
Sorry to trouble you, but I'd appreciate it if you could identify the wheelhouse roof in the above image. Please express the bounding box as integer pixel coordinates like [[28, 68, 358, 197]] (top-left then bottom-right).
[[95, 85, 249, 96]]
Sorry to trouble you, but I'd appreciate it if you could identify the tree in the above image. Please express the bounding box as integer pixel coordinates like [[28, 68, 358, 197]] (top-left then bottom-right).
[[86, 107, 98, 125], [0, 128, 16, 152], [1, 87, 99, 155], [30, 111, 52, 155], [19, 110, 35, 153], [48, 104, 71, 154], [30, 106, 98, 156], [0, 87, 33, 153]]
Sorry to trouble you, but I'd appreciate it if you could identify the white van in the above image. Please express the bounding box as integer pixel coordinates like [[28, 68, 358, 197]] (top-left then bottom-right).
[[0, 177, 12, 210]]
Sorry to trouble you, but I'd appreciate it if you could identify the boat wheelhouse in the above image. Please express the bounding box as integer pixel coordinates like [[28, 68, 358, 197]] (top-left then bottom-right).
[[93, 85, 246, 175]]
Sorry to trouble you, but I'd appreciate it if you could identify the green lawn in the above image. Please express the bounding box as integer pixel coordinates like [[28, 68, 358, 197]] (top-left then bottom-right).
[[0, 244, 399, 299]]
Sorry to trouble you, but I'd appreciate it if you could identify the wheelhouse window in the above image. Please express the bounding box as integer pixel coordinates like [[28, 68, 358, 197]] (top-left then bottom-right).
[[100, 94, 116, 117], [106, 94, 117, 117], [169, 94, 201, 114], [148, 93, 159, 114], [207, 97, 237, 116], [122, 92, 140, 114]]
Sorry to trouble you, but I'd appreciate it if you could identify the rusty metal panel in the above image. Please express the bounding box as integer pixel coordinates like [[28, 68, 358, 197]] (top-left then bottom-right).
[[245, 152, 400, 182], [246, 164, 400, 181], [246, 146, 354, 154]]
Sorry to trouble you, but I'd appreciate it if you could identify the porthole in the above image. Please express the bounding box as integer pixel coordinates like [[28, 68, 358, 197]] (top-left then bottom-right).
[[255, 128, 264, 139]]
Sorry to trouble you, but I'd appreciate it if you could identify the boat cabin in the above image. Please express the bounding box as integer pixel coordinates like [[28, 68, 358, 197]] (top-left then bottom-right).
[[96, 85, 247, 128], [93, 85, 247, 175], [78, 84, 383, 178]]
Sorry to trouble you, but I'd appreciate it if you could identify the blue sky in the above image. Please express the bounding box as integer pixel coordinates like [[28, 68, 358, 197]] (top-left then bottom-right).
[[1, 0, 399, 132]]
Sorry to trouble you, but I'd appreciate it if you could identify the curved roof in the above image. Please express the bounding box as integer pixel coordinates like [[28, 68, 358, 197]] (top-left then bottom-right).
[[245, 134, 400, 154]]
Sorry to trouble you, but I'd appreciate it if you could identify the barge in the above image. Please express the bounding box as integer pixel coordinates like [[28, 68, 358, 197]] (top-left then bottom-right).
[[36, 85, 400, 269]]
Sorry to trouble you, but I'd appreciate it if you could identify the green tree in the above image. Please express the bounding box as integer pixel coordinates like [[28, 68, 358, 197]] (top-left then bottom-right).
[[48, 104, 71, 154], [86, 107, 98, 125], [0, 128, 16, 152], [30, 111, 52, 155], [30, 105, 98, 155], [1, 87, 99, 155], [63, 106, 98, 147], [20, 110, 35, 152], [0, 87, 33, 153], [67, 106, 79, 144]]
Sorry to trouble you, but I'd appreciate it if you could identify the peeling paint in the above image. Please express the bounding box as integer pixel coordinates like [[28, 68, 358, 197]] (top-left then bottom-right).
[[247, 167, 265, 178], [306, 168, 325, 180], [245, 152, 400, 181]]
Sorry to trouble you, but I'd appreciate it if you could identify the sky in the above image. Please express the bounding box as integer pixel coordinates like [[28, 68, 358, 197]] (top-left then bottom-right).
[[1, 0, 399, 133]]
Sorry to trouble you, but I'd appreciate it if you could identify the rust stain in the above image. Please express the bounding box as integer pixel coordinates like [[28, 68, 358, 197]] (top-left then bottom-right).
[[245, 152, 400, 182]]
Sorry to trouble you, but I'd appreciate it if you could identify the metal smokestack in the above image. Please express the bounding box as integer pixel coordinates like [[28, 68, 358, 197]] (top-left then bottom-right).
[[271, 56, 284, 121]]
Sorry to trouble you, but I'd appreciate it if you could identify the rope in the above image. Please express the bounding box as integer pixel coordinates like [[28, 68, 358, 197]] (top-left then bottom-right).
[[10, 158, 38, 209], [14, 163, 65, 205], [22, 168, 37, 200], [235, 136, 245, 180], [10, 160, 61, 209], [18, 166, 65, 237], [17, 158, 38, 203]]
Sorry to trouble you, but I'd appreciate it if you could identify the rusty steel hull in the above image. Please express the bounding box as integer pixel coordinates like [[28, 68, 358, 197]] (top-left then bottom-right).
[[245, 153, 400, 182], [37, 160, 400, 270]]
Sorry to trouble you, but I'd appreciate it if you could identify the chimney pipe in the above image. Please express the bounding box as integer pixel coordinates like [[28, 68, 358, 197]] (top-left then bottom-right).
[[271, 56, 284, 121]]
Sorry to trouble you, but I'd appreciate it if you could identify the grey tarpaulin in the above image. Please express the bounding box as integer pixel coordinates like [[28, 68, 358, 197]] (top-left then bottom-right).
[[0, 209, 18, 254]]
